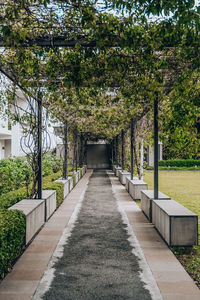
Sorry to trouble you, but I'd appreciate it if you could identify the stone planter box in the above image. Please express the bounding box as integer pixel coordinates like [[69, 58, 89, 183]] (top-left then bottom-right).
[[152, 200, 198, 246], [55, 178, 70, 199], [125, 176, 138, 192], [72, 171, 79, 186], [68, 176, 73, 191], [77, 170, 81, 180], [42, 190, 57, 221], [115, 166, 122, 177], [9, 199, 45, 245], [112, 165, 117, 172], [118, 170, 131, 185], [82, 166, 86, 176], [127, 178, 148, 200], [141, 190, 170, 222]]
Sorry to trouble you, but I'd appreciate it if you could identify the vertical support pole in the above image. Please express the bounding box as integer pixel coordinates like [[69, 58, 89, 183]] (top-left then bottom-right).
[[80, 134, 84, 168], [75, 128, 78, 172], [62, 121, 68, 179], [140, 137, 144, 180], [130, 119, 134, 180], [113, 137, 116, 164], [121, 130, 125, 171], [116, 135, 119, 167], [37, 95, 42, 199], [111, 140, 114, 165], [154, 95, 159, 199]]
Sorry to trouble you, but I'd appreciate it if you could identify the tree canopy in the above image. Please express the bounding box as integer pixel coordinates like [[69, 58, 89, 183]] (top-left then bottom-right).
[[0, 0, 199, 157]]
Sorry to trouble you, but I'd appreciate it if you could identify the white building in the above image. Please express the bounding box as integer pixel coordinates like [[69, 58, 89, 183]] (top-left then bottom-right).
[[0, 74, 58, 160]]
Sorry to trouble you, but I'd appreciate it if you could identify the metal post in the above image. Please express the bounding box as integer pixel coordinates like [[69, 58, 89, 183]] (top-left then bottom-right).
[[121, 130, 125, 171], [37, 96, 42, 199], [63, 121, 68, 179], [116, 135, 119, 167], [75, 129, 78, 172], [154, 95, 159, 199], [130, 119, 134, 180], [140, 137, 144, 180], [111, 140, 113, 165]]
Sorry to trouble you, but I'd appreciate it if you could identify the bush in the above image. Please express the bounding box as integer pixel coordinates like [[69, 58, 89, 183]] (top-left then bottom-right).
[[0, 209, 26, 279], [159, 159, 200, 168], [0, 154, 63, 197], [43, 171, 64, 208], [42, 153, 62, 176], [0, 188, 27, 209], [78, 168, 83, 177], [69, 172, 76, 187], [0, 157, 32, 196]]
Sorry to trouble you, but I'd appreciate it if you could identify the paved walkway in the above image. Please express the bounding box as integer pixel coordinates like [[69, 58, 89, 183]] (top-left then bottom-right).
[[0, 169, 200, 300]]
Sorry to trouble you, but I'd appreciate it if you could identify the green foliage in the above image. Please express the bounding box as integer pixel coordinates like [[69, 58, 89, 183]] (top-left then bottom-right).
[[0, 154, 63, 198], [160, 72, 200, 159], [43, 181, 64, 208], [0, 188, 27, 209], [0, 157, 32, 196], [0, 209, 25, 279], [43, 170, 64, 208], [42, 153, 63, 176], [159, 159, 200, 167]]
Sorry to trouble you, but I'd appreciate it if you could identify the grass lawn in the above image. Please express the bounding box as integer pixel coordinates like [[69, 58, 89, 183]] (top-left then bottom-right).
[[143, 170, 200, 288]]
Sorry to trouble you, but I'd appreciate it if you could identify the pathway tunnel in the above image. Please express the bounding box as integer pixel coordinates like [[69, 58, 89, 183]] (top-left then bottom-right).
[[86, 143, 111, 169]]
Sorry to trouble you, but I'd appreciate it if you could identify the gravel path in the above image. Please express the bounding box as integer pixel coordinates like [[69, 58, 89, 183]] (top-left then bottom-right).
[[41, 169, 152, 300]]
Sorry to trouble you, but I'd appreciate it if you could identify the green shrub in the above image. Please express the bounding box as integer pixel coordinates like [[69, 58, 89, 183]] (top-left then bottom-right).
[[0, 157, 32, 196], [0, 209, 26, 279], [159, 159, 200, 168], [42, 153, 63, 176], [43, 171, 64, 208], [78, 168, 83, 177], [43, 170, 62, 183], [0, 188, 27, 209]]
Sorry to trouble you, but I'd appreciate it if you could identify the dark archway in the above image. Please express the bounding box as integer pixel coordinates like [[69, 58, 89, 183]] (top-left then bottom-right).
[[86, 143, 111, 169]]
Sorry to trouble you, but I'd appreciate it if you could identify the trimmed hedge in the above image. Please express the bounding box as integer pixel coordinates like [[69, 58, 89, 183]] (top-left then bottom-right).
[[0, 188, 27, 209], [159, 159, 200, 167], [0, 171, 62, 210], [0, 209, 26, 279]]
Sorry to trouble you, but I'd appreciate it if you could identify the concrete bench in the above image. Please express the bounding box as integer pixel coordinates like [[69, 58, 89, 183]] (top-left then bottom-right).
[[125, 176, 138, 192], [141, 190, 170, 222], [126, 178, 148, 200], [9, 199, 45, 245], [42, 190, 57, 221], [152, 200, 198, 246], [118, 170, 131, 185]]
